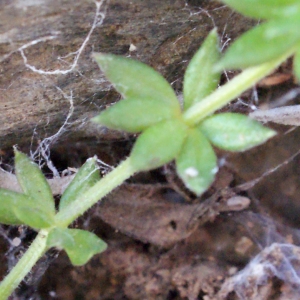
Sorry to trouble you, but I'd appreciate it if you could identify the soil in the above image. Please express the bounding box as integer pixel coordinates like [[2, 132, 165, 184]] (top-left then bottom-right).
[[1, 1, 300, 300]]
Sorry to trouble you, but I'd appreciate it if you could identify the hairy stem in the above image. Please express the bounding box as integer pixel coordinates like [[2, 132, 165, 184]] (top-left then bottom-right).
[[0, 49, 295, 300], [55, 157, 135, 227], [0, 158, 135, 299], [183, 50, 295, 125], [0, 230, 49, 300]]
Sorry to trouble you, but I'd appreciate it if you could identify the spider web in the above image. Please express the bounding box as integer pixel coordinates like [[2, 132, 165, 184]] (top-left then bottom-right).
[[1, 1, 300, 299]]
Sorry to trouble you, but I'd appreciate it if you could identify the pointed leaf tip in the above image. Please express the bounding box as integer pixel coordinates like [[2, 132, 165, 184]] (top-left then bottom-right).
[[183, 28, 221, 110], [93, 52, 180, 112], [14, 150, 55, 216], [199, 113, 276, 152], [59, 157, 100, 211]]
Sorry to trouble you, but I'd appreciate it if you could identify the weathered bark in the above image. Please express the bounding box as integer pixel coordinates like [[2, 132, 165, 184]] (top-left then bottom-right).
[[0, 0, 255, 150], [3, 2, 282, 300]]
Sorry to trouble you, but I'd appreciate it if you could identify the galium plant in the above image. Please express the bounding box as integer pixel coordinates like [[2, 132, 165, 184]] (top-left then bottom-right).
[[91, 29, 274, 195], [1, 0, 300, 298]]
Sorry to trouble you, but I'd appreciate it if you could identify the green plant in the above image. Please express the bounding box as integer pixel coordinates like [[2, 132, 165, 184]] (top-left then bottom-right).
[[1, 0, 300, 298], [91, 29, 274, 195]]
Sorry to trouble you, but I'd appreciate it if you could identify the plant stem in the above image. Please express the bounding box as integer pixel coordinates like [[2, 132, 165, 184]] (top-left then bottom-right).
[[0, 230, 49, 300], [0, 158, 135, 299], [0, 49, 294, 300], [183, 50, 295, 125], [55, 157, 135, 227]]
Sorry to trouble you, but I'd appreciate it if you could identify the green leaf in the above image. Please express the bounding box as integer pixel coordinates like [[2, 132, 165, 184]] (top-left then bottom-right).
[[176, 129, 217, 196], [0, 189, 28, 225], [199, 113, 276, 151], [14, 150, 55, 215], [183, 29, 220, 110], [93, 53, 181, 113], [13, 206, 54, 229], [293, 47, 300, 82], [92, 97, 180, 133], [130, 119, 188, 171], [0, 189, 54, 228], [216, 18, 300, 70], [59, 157, 100, 211], [47, 227, 74, 249], [221, 0, 300, 20], [47, 228, 107, 266]]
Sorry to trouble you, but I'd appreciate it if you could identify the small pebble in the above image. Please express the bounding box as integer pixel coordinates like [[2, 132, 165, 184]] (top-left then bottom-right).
[[12, 237, 21, 247]]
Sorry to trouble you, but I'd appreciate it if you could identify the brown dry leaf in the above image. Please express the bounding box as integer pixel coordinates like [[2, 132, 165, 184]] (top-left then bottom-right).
[[249, 105, 300, 126], [97, 184, 199, 247], [96, 184, 249, 247]]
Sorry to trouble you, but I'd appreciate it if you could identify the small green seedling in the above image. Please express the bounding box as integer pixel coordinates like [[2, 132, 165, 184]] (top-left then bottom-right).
[[0, 150, 107, 265], [92, 29, 275, 195], [1, 0, 300, 298], [0, 150, 107, 299]]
